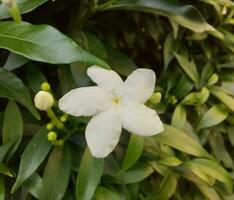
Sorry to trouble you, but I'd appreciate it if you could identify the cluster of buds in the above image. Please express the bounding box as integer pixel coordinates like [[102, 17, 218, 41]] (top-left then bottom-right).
[[34, 82, 68, 146]]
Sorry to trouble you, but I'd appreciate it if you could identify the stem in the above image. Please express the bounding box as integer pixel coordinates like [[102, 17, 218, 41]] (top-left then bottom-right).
[[46, 109, 64, 129]]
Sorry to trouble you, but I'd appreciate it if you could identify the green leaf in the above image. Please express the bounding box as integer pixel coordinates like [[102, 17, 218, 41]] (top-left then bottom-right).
[[0, 175, 4, 200], [3, 53, 28, 71], [0, 0, 48, 19], [76, 148, 104, 200], [210, 86, 234, 112], [0, 138, 18, 162], [120, 134, 144, 173], [40, 145, 71, 200], [0, 21, 108, 67], [94, 187, 120, 200], [26, 64, 47, 93], [2, 101, 23, 161], [171, 104, 186, 129], [158, 157, 182, 167], [12, 128, 52, 193], [154, 124, 213, 160], [197, 105, 229, 130], [106, 46, 137, 76], [102, 0, 216, 33], [122, 163, 154, 184], [0, 68, 40, 119], [196, 184, 221, 200], [70, 31, 108, 87], [186, 158, 233, 193], [173, 52, 200, 85], [23, 173, 42, 199], [147, 171, 178, 200], [72, 31, 108, 61]]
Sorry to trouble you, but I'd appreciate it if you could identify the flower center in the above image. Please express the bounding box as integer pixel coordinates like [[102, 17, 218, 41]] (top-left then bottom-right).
[[112, 97, 122, 105]]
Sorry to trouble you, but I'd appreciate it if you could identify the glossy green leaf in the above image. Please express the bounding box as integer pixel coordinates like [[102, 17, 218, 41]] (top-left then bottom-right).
[[0, 0, 48, 19], [12, 128, 52, 192], [2, 101, 23, 161], [40, 145, 71, 200], [186, 158, 233, 193], [210, 86, 234, 112], [94, 187, 120, 200], [154, 125, 213, 160], [173, 52, 200, 85], [171, 104, 186, 129], [120, 134, 144, 173], [102, 0, 216, 33], [0, 68, 39, 119], [197, 105, 229, 130], [0, 21, 108, 67], [23, 173, 42, 199], [122, 163, 154, 184], [3, 53, 28, 71], [76, 148, 104, 200]]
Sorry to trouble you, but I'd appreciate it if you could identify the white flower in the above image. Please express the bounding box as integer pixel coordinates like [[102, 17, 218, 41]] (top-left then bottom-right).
[[59, 66, 164, 158], [34, 91, 54, 111]]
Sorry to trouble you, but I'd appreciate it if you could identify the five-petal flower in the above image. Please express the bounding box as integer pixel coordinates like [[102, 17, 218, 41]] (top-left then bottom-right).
[[59, 66, 164, 158]]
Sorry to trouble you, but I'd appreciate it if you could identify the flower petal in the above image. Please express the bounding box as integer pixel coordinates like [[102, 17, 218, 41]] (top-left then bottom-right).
[[85, 107, 122, 158], [120, 68, 156, 103], [87, 65, 123, 92], [122, 102, 164, 136], [59, 86, 112, 117]]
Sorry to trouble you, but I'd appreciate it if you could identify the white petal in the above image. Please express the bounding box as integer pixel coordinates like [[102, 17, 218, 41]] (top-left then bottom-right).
[[120, 68, 156, 103], [59, 86, 112, 117], [85, 107, 122, 158], [122, 102, 164, 136], [87, 65, 123, 92]]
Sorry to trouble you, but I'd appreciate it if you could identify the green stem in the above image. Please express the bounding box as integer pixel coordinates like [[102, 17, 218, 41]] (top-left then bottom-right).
[[46, 109, 64, 129]]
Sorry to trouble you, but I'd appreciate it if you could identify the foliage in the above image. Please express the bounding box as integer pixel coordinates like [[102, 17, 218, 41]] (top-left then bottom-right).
[[0, 0, 234, 199]]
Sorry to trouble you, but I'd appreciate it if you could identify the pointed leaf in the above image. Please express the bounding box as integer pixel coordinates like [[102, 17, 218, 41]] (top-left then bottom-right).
[[197, 105, 229, 130], [0, 21, 108, 67], [12, 128, 52, 192], [102, 0, 216, 33], [2, 101, 23, 161], [0, 68, 39, 119], [76, 148, 104, 200], [120, 134, 144, 173], [40, 145, 71, 200], [154, 125, 213, 160]]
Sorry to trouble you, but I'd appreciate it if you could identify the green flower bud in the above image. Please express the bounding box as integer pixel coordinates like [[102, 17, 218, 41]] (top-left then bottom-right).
[[60, 114, 68, 122], [41, 82, 51, 91], [207, 73, 219, 86], [47, 131, 57, 141], [167, 95, 177, 105], [46, 123, 54, 130], [34, 91, 54, 111], [56, 139, 64, 146], [148, 92, 162, 105]]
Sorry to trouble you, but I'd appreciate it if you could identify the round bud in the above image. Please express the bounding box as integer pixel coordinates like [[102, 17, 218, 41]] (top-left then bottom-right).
[[41, 82, 51, 91], [56, 139, 64, 146], [60, 114, 68, 122], [34, 91, 54, 111], [149, 92, 162, 105], [46, 123, 54, 130], [47, 131, 57, 141]]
